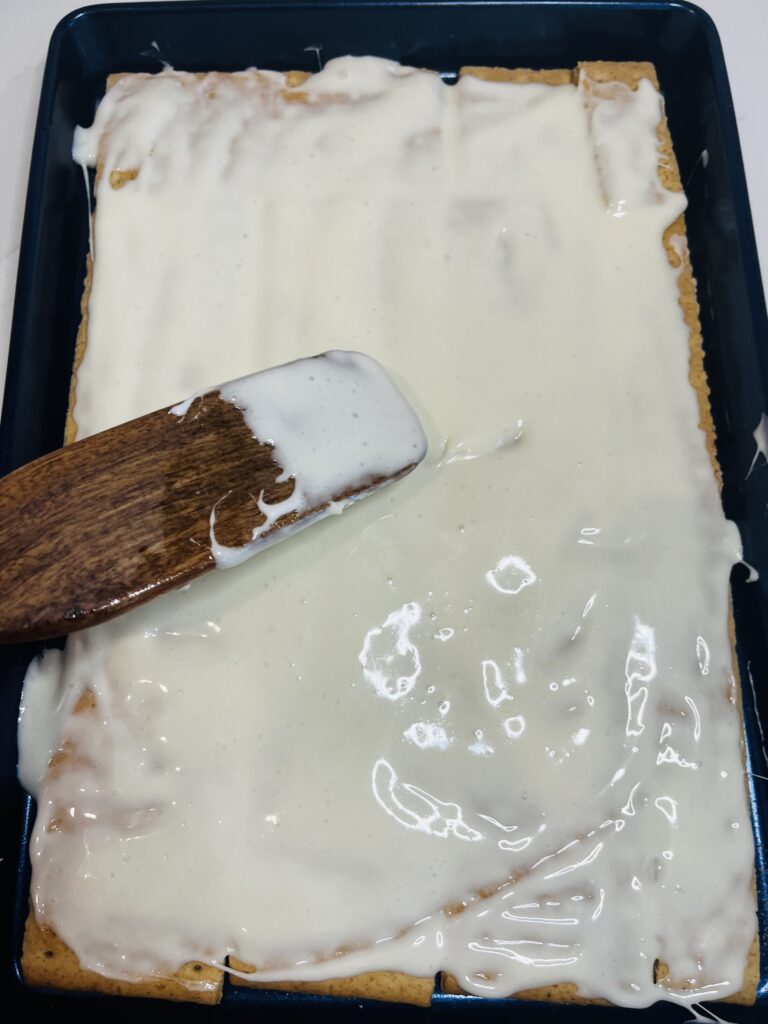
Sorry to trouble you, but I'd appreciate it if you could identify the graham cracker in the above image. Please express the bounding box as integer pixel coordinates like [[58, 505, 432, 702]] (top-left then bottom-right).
[[23, 60, 758, 1009]]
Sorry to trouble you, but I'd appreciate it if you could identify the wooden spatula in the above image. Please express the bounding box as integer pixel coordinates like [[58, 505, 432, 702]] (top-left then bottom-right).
[[0, 351, 426, 644]]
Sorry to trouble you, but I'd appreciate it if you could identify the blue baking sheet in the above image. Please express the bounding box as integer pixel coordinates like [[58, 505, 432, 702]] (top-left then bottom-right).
[[1, 2, 766, 1018]]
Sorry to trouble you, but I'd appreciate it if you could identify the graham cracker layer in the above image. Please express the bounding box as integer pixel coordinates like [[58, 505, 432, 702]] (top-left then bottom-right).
[[23, 60, 758, 1009]]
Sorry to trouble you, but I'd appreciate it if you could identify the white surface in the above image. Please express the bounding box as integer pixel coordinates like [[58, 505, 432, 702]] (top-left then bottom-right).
[[0, 0, 765, 397]]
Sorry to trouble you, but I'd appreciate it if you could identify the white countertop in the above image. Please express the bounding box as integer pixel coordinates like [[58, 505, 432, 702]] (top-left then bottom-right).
[[0, 0, 765, 397]]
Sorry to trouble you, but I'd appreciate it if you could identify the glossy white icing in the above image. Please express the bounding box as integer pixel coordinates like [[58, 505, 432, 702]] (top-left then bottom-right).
[[19, 58, 756, 1007]]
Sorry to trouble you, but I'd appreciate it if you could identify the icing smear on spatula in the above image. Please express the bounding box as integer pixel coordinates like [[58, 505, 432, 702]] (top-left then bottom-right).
[[170, 351, 428, 568]]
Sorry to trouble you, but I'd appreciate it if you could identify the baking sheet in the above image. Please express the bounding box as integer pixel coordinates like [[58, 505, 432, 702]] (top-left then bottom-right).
[[1, 1, 766, 1018]]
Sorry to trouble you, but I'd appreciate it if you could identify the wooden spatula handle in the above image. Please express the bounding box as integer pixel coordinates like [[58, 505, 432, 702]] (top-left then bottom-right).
[[0, 393, 302, 643]]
